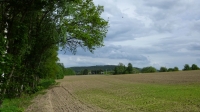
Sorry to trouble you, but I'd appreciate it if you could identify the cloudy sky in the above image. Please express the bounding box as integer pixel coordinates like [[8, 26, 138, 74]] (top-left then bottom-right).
[[59, 0, 200, 69]]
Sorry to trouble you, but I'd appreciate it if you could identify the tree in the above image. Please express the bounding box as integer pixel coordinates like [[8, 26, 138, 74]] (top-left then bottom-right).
[[183, 64, 191, 71], [65, 68, 76, 75], [174, 67, 179, 71], [0, 0, 108, 105], [132, 68, 140, 74], [141, 66, 157, 73], [126, 63, 133, 74], [159, 67, 167, 72], [114, 63, 126, 75], [83, 69, 89, 75], [167, 68, 174, 72], [191, 64, 199, 70]]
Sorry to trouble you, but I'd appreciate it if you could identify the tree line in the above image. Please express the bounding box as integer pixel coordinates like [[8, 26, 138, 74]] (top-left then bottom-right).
[[113, 63, 200, 75], [69, 63, 200, 75], [0, 0, 108, 106]]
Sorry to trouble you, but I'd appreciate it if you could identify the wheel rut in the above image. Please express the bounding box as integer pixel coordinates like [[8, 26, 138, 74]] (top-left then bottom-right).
[[25, 85, 104, 112]]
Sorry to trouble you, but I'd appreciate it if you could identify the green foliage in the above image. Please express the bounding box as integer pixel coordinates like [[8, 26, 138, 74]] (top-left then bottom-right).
[[167, 68, 174, 72], [183, 64, 191, 71], [37, 79, 56, 90], [83, 69, 89, 75], [126, 63, 133, 74], [56, 63, 66, 79], [61, 0, 108, 53], [114, 63, 126, 75], [141, 66, 157, 73], [0, 78, 56, 112], [160, 67, 168, 72], [0, 0, 108, 105], [0, 98, 25, 112], [191, 64, 199, 70], [132, 68, 140, 74], [174, 67, 179, 71], [65, 68, 76, 75], [160, 66, 179, 72], [70, 65, 116, 74]]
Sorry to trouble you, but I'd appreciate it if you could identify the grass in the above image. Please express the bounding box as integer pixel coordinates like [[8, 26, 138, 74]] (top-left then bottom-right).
[[0, 79, 56, 112], [0, 94, 34, 112], [64, 71, 200, 112]]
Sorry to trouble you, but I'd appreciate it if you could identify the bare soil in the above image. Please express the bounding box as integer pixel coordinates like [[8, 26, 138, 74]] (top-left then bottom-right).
[[25, 85, 104, 112], [25, 70, 200, 112]]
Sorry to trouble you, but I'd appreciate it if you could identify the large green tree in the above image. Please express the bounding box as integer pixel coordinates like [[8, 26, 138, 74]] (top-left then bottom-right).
[[0, 0, 108, 105]]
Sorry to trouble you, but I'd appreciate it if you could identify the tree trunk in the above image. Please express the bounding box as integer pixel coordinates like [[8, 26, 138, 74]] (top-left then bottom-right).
[[3, 66, 15, 95]]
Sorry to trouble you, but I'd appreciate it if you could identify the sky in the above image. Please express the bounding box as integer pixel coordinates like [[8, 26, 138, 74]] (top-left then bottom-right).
[[58, 0, 200, 69]]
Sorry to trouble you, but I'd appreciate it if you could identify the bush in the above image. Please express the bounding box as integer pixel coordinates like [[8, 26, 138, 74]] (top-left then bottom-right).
[[65, 68, 76, 75], [174, 67, 179, 71], [167, 68, 174, 72], [160, 67, 167, 72], [37, 79, 56, 89], [191, 64, 199, 70], [183, 64, 191, 71], [141, 66, 157, 73], [132, 68, 140, 74], [83, 69, 89, 75]]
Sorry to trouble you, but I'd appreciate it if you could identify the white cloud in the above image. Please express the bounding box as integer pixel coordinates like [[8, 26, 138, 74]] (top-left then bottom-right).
[[59, 0, 200, 69]]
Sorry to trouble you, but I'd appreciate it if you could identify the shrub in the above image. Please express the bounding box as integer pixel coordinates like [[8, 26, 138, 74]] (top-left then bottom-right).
[[183, 64, 191, 71], [141, 66, 157, 73], [160, 67, 167, 72], [191, 64, 199, 70]]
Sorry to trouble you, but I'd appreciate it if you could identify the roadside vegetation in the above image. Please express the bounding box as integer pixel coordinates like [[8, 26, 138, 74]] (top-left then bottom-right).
[[0, 79, 56, 112]]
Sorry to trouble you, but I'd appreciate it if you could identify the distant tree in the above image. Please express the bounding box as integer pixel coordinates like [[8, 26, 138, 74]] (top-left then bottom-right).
[[132, 68, 140, 74], [126, 63, 133, 74], [183, 64, 191, 71], [65, 68, 76, 75], [191, 64, 199, 70], [113, 67, 118, 75], [141, 66, 157, 73], [167, 68, 174, 72], [83, 69, 89, 75], [159, 67, 167, 72], [174, 67, 179, 71], [114, 63, 126, 75]]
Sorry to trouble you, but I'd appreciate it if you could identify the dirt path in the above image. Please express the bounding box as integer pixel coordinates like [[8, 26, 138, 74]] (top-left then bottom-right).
[[25, 82, 104, 112]]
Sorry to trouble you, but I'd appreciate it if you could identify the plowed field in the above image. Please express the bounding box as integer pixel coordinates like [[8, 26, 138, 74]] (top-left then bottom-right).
[[26, 70, 200, 112]]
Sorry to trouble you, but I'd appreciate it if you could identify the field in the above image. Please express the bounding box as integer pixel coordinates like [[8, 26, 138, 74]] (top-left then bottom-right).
[[26, 70, 200, 112]]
